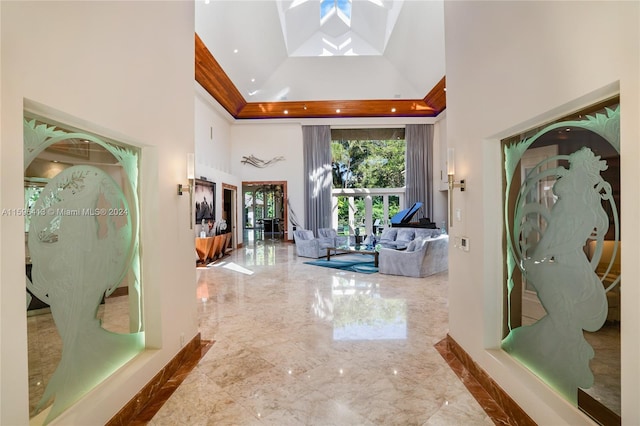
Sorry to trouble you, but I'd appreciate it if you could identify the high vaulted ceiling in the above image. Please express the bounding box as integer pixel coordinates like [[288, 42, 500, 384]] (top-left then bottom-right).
[[195, 0, 446, 119]]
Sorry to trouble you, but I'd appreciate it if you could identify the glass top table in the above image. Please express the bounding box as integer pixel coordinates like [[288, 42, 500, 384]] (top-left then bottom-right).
[[326, 245, 379, 267]]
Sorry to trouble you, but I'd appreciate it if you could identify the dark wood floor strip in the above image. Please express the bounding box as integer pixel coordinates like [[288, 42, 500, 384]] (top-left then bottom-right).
[[434, 336, 532, 426]]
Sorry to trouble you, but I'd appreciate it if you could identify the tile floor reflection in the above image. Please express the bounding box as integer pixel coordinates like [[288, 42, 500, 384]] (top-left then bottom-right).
[[150, 240, 493, 425]]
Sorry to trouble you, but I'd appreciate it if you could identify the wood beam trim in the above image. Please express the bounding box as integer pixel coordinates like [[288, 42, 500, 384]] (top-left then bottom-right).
[[195, 33, 246, 116], [236, 99, 437, 120], [423, 75, 446, 114]]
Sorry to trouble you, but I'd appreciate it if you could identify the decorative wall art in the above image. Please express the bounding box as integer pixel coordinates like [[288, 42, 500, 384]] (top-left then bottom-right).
[[23, 117, 143, 424], [502, 103, 620, 421], [241, 154, 285, 168], [194, 178, 215, 223]]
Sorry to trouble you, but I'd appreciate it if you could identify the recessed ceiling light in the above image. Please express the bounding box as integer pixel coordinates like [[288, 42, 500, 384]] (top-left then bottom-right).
[[303, 104, 307, 110], [251, 78, 255, 83], [233, 49, 238, 53], [284, 110, 289, 115], [336, 109, 341, 113], [391, 108, 396, 113], [444, 87, 447, 91]]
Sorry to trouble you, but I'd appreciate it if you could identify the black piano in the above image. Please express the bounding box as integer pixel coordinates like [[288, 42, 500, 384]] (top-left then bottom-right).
[[390, 202, 436, 229]]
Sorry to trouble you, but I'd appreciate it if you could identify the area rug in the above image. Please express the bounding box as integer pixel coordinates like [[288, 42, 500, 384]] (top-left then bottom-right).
[[304, 254, 378, 274]]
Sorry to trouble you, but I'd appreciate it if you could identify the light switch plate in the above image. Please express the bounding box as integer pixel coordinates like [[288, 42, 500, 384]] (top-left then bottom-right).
[[461, 236, 469, 251]]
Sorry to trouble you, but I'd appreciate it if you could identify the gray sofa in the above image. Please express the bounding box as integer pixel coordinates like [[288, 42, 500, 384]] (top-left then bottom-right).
[[378, 235, 449, 278], [378, 227, 442, 249]]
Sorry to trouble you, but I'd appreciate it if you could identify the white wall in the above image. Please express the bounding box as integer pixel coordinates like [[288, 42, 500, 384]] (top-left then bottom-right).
[[195, 85, 234, 177], [194, 85, 243, 243], [1, 2, 197, 425], [444, 1, 639, 424], [231, 123, 305, 240], [192, 92, 443, 243]]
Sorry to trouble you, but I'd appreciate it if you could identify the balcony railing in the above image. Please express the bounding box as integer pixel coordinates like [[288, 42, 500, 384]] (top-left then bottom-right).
[[331, 187, 405, 236]]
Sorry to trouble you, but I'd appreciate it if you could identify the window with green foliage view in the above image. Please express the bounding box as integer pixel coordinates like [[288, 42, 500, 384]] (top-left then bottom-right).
[[331, 129, 405, 233]]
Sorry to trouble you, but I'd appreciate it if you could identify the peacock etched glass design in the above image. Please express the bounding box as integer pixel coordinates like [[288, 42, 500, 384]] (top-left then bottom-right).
[[24, 117, 143, 424], [502, 106, 620, 405]]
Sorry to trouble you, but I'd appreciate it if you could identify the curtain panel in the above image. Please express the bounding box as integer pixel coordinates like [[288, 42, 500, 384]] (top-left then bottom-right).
[[302, 125, 332, 234], [405, 124, 434, 220]]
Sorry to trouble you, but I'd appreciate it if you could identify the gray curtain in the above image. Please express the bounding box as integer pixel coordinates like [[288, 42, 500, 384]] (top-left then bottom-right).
[[302, 125, 332, 234], [405, 124, 434, 220]]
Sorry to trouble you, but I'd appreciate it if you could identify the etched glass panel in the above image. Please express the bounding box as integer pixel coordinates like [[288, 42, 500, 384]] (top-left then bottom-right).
[[24, 115, 143, 424], [502, 102, 620, 421]]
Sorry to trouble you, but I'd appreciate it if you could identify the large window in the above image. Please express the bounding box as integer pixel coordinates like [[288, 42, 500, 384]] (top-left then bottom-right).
[[331, 128, 405, 234], [331, 128, 405, 189]]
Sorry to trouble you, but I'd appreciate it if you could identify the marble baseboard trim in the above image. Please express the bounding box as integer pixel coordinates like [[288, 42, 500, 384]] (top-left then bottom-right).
[[435, 334, 536, 426], [106, 334, 214, 426]]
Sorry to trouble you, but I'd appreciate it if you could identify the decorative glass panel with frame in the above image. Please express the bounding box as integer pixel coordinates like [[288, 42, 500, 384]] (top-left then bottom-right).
[[502, 98, 620, 424], [24, 114, 143, 424]]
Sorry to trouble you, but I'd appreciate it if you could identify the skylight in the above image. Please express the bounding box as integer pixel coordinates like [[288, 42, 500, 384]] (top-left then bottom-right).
[[277, 0, 405, 57], [321, 0, 352, 26]]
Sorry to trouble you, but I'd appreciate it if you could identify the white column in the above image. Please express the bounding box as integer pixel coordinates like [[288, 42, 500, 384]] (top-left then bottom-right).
[[332, 195, 339, 230], [383, 194, 389, 227], [348, 196, 355, 234], [364, 195, 373, 235]]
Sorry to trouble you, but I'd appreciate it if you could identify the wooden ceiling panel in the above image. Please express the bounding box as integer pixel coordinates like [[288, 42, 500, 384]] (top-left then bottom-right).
[[195, 33, 246, 116], [237, 99, 436, 119], [195, 32, 446, 120], [423, 76, 446, 113]]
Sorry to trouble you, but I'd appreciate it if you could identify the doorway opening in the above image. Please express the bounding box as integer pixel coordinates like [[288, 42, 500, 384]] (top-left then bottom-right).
[[222, 183, 237, 249], [243, 181, 288, 243]]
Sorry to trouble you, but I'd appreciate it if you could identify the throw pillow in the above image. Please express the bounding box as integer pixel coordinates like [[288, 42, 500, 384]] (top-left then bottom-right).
[[318, 228, 337, 239], [396, 228, 415, 242], [380, 227, 397, 241], [297, 230, 314, 240], [414, 238, 427, 251]]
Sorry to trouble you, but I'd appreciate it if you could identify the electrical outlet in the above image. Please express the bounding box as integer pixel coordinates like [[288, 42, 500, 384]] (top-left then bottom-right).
[[461, 237, 469, 252]]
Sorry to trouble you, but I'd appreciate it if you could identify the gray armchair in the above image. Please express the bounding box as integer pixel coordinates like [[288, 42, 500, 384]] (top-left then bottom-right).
[[317, 228, 349, 248], [293, 229, 336, 259], [293, 229, 324, 259], [378, 235, 448, 278]]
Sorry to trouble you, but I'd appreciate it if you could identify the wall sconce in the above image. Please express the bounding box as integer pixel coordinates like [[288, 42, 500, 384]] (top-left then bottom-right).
[[447, 148, 466, 225], [178, 153, 195, 229]]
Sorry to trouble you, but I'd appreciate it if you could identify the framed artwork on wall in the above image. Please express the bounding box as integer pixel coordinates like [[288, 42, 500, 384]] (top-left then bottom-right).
[[195, 178, 215, 223]]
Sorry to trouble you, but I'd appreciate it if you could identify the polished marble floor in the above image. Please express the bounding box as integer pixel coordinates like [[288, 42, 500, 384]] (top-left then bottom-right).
[[149, 240, 493, 425], [25, 237, 623, 424]]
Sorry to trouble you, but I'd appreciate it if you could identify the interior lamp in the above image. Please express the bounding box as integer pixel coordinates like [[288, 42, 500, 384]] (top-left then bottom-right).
[[447, 148, 466, 225], [178, 153, 195, 229]]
